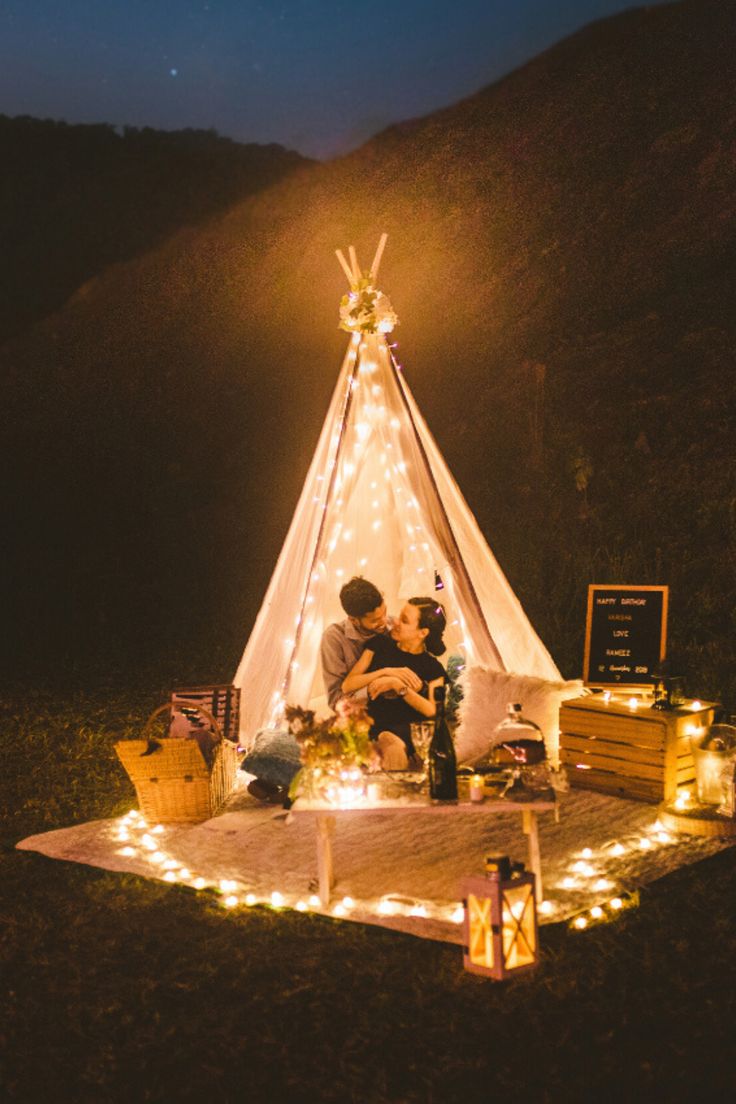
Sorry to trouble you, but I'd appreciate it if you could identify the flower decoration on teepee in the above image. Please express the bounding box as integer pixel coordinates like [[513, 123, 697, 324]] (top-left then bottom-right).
[[337, 236, 398, 335]]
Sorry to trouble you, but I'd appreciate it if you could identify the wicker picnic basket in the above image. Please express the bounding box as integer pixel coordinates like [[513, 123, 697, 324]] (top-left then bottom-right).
[[115, 701, 241, 824]]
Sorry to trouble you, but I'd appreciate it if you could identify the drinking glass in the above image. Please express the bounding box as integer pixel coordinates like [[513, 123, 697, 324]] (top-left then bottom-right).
[[410, 722, 434, 776]]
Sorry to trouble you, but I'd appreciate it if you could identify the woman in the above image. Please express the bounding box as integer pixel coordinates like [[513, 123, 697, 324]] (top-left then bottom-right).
[[342, 597, 446, 769]]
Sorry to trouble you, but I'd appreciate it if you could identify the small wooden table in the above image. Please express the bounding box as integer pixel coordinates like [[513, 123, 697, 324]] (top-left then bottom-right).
[[290, 795, 556, 908]]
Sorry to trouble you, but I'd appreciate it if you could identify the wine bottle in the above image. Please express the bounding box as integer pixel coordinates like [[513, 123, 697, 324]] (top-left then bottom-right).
[[429, 684, 457, 801]]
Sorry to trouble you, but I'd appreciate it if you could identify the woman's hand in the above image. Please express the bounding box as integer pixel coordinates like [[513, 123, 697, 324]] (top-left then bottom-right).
[[368, 675, 403, 699], [386, 667, 422, 691]]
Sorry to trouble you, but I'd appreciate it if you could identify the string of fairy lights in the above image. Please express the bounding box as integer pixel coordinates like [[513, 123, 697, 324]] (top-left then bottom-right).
[[268, 329, 475, 729], [111, 794, 696, 932]]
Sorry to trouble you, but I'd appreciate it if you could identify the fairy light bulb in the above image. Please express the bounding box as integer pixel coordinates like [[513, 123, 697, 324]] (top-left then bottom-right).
[[271, 891, 285, 908], [593, 878, 613, 892], [223, 895, 239, 908], [574, 916, 588, 930]]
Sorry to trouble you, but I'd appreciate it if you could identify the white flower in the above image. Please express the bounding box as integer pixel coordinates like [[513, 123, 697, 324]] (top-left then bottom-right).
[[338, 280, 399, 334]]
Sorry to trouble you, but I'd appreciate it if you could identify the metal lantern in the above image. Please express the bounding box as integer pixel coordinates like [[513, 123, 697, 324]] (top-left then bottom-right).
[[462, 855, 539, 980], [651, 661, 686, 711]]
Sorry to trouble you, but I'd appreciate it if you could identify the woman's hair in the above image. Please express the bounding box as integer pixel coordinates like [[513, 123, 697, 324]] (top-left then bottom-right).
[[409, 597, 447, 656]]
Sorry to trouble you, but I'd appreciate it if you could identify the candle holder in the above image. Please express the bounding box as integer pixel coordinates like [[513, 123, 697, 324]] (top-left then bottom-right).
[[461, 856, 539, 980]]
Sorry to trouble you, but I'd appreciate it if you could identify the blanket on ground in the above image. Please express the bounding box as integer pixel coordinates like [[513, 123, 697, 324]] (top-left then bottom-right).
[[17, 777, 732, 943]]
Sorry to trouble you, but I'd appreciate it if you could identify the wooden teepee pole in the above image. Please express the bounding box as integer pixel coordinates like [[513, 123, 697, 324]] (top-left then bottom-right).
[[370, 233, 388, 280], [348, 245, 361, 284], [335, 249, 354, 286]]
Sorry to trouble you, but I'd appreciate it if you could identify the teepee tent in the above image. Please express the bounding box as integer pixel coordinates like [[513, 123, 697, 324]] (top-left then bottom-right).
[[234, 237, 559, 740]]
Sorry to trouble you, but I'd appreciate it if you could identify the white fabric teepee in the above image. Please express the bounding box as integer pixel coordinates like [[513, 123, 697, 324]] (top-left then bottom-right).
[[234, 238, 559, 740]]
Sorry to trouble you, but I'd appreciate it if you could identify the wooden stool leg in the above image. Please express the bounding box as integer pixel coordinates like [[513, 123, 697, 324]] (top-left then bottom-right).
[[316, 814, 336, 907], [522, 809, 543, 902]]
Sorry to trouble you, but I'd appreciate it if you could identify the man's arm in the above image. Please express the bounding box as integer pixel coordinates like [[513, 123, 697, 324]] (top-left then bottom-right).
[[320, 624, 351, 711]]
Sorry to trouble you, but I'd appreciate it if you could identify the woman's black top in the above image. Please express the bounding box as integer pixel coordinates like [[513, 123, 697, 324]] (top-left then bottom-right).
[[363, 634, 445, 749]]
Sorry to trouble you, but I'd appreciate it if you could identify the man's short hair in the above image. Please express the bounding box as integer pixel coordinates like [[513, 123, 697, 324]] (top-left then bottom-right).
[[340, 577, 383, 619]]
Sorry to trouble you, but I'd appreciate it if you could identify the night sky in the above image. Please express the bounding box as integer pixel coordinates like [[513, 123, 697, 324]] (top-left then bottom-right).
[[1, 1, 670, 159]]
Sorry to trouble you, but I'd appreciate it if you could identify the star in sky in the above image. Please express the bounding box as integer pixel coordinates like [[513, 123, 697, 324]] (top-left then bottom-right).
[[0, 0, 673, 159]]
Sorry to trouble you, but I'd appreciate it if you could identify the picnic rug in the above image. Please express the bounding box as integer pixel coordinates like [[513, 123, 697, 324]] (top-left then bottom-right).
[[17, 777, 734, 943]]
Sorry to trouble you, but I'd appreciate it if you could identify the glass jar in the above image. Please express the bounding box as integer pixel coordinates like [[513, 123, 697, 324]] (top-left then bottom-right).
[[691, 724, 736, 805]]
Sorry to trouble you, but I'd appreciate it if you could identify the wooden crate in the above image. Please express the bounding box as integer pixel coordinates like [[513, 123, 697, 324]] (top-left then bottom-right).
[[171, 684, 240, 743], [559, 697, 717, 803]]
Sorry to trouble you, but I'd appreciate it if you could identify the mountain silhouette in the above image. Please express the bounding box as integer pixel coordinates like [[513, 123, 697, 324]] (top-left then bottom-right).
[[2, 0, 734, 703]]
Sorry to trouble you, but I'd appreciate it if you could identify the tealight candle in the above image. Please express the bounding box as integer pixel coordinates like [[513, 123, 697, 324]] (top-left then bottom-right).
[[469, 774, 484, 803]]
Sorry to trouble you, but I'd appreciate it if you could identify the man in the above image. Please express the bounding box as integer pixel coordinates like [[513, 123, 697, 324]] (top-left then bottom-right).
[[320, 576, 421, 711]]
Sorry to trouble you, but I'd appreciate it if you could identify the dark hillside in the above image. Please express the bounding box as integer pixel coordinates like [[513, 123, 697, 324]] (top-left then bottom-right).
[[0, 115, 308, 342], [2, 0, 734, 701]]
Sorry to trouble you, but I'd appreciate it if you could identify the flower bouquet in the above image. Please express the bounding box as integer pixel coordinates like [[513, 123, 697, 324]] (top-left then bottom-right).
[[338, 275, 398, 335], [286, 699, 376, 805]]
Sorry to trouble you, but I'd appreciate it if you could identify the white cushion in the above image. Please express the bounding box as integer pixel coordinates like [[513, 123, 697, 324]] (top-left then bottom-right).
[[455, 667, 586, 767]]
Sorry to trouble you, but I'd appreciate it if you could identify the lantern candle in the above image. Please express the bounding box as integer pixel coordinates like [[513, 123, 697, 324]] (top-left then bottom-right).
[[469, 775, 485, 803], [461, 855, 539, 980]]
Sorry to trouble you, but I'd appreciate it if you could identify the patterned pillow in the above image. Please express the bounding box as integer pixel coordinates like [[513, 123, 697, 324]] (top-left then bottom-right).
[[240, 728, 302, 788], [455, 668, 586, 767]]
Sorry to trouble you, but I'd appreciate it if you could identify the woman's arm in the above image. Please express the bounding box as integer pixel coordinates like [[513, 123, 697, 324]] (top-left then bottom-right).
[[341, 648, 377, 694], [398, 676, 444, 719], [342, 651, 423, 695]]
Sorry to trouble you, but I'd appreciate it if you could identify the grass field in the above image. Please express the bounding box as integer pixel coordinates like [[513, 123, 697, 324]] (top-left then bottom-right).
[[2, 681, 736, 1103]]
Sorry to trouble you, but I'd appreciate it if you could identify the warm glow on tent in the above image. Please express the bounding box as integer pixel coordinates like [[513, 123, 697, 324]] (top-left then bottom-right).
[[234, 237, 559, 740]]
